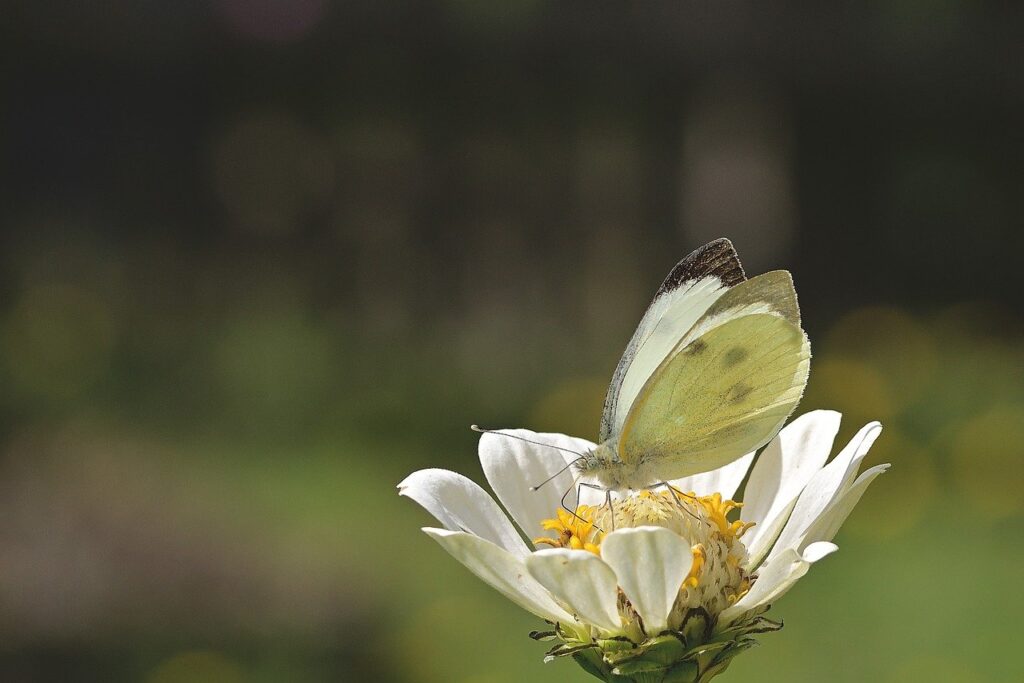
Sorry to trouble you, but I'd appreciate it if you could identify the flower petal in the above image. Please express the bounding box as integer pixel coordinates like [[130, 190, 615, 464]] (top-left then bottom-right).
[[398, 469, 529, 556], [478, 429, 597, 541], [801, 540, 839, 563], [526, 549, 622, 633], [719, 541, 837, 625], [600, 527, 690, 634], [741, 411, 841, 568], [423, 528, 575, 625], [670, 451, 755, 499], [767, 422, 882, 563], [799, 464, 889, 550]]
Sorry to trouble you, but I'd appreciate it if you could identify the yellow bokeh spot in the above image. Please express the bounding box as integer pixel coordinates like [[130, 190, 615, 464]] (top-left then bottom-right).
[[802, 357, 896, 424], [844, 429, 937, 540], [950, 405, 1024, 520], [527, 376, 607, 441], [2, 284, 117, 399], [146, 651, 244, 683], [823, 306, 938, 406]]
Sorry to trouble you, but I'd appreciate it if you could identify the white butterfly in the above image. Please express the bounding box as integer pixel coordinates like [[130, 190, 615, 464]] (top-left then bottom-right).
[[576, 238, 811, 491]]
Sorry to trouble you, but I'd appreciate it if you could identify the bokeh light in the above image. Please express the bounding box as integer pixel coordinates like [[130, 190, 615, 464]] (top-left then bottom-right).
[[2, 285, 117, 400], [950, 405, 1024, 521], [822, 306, 938, 408], [803, 357, 897, 425]]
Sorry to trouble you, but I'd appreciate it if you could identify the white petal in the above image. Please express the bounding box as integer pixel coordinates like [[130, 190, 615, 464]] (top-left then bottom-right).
[[478, 429, 597, 542], [767, 422, 882, 563], [799, 464, 889, 550], [526, 549, 622, 633], [801, 540, 840, 563], [719, 542, 837, 625], [398, 469, 529, 556], [423, 528, 574, 625], [600, 527, 690, 634], [670, 451, 755, 499], [741, 411, 841, 568]]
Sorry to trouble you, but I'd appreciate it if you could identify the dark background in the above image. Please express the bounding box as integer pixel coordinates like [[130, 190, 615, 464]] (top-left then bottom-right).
[[1, 2, 1022, 682]]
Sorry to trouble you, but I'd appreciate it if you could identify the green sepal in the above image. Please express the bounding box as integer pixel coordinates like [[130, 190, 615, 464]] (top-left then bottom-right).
[[681, 640, 730, 660], [596, 636, 637, 653], [715, 615, 783, 639], [536, 607, 783, 683], [679, 609, 711, 648], [605, 633, 687, 673], [663, 660, 700, 683], [544, 641, 596, 662], [698, 638, 759, 681], [711, 637, 759, 666], [529, 630, 557, 641], [573, 649, 614, 681]]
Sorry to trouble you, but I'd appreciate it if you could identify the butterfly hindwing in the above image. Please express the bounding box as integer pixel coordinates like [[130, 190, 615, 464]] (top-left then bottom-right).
[[599, 239, 746, 442], [616, 271, 811, 479]]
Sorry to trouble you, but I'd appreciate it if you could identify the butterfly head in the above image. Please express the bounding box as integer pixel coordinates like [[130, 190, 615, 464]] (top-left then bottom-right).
[[576, 440, 657, 492]]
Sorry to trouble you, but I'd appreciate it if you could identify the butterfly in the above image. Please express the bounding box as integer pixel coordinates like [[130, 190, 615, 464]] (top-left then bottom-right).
[[575, 238, 811, 491]]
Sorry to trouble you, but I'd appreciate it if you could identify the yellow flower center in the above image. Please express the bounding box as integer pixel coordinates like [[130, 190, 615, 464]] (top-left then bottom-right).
[[535, 488, 754, 617]]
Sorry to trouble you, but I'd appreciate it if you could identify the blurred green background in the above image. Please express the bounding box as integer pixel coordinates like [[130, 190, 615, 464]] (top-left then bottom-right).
[[2, 2, 1023, 682]]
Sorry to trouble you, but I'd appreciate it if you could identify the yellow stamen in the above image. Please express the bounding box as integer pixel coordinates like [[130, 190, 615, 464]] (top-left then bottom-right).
[[693, 492, 755, 543], [684, 544, 706, 588], [534, 504, 604, 555]]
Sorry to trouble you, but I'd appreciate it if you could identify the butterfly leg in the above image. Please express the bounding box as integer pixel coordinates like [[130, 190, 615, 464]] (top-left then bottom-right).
[[655, 481, 704, 526], [559, 478, 605, 526], [559, 477, 584, 520], [570, 481, 613, 531]]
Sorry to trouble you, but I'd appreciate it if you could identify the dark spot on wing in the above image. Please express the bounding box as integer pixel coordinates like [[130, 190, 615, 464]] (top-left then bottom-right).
[[723, 347, 749, 366], [683, 339, 707, 355], [727, 382, 752, 403]]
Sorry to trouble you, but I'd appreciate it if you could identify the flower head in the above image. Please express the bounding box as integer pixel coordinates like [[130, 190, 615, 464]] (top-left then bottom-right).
[[399, 411, 887, 682]]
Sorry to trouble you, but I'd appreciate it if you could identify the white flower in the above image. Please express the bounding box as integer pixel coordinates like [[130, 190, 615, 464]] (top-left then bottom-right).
[[399, 410, 887, 682]]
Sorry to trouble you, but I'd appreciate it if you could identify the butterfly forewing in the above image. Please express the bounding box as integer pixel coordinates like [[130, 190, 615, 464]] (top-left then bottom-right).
[[599, 239, 746, 442]]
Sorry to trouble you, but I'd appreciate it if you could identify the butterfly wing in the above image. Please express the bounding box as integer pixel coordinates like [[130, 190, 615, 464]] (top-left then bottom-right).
[[599, 239, 746, 442], [617, 270, 811, 480]]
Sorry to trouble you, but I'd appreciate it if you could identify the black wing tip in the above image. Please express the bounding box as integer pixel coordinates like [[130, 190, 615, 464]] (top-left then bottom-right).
[[657, 238, 747, 295]]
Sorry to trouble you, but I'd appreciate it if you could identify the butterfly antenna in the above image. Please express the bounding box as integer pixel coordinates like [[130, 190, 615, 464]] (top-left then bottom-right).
[[470, 425, 586, 491], [470, 425, 587, 458], [529, 459, 582, 491]]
